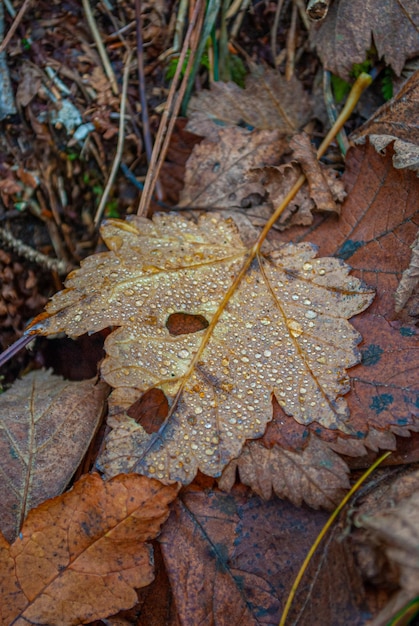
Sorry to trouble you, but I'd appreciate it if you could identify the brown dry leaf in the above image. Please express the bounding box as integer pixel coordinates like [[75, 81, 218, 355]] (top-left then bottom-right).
[[28, 213, 373, 485], [0, 473, 178, 626], [311, 0, 419, 79], [354, 467, 419, 625], [159, 486, 366, 626], [178, 127, 284, 210], [276, 140, 419, 455], [0, 370, 108, 543], [394, 230, 419, 313], [186, 68, 311, 137], [218, 435, 349, 509], [352, 70, 419, 176]]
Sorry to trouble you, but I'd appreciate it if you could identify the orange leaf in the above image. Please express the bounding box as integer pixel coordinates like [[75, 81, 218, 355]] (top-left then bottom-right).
[[0, 473, 178, 626]]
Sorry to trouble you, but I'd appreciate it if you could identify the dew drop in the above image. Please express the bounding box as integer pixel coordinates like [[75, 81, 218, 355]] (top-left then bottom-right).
[[205, 448, 214, 456], [318, 268, 326, 275], [305, 310, 317, 319], [292, 294, 299, 301], [195, 406, 203, 414], [264, 349, 272, 357], [303, 263, 313, 271], [303, 299, 311, 305], [287, 319, 303, 337], [177, 349, 190, 359]]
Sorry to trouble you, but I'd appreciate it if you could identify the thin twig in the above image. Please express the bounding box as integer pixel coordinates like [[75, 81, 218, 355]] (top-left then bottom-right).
[[134, 0, 163, 200], [0, 226, 70, 274], [285, 0, 298, 80], [82, 0, 119, 95], [0, 0, 31, 53], [270, 0, 284, 68], [94, 50, 133, 227], [136, 0, 204, 217]]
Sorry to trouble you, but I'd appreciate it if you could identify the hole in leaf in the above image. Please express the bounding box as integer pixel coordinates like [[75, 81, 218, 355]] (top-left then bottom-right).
[[166, 312, 209, 336], [127, 388, 169, 434]]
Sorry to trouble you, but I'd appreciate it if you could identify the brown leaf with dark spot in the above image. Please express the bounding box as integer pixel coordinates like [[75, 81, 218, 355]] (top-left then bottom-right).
[[187, 69, 311, 136], [0, 473, 178, 626], [275, 141, 419, 453], [311, 0, 419, 79], [0, 370, 108, 542], [159, 486, 367, 626]]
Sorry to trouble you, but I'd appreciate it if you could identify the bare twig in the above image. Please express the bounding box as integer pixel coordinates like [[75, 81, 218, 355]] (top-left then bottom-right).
[[137, 0, 205, 217], [0, 0, 31, 53], [285, 0, 298, 80], [0, 226, 70, 274], [0, 0, 16, 118], [82, 0, 119, 95], [94, 50, 133, 227], [271, 0, 285, 68], [135, 0, 163, 200]]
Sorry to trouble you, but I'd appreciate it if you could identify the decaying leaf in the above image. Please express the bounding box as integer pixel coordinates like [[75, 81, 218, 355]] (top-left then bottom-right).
[[186, 68, 311, 137], [311, 0, 419, 79], [354, 467, 419, 625], [159, 486, 366, 626], [0, 370, 108, 543], [0, 473, 178, 626], [352, 70, 419, 176], [218, 435, 350, 509], [276, 141, 419, 453], [394, 230, 419, 313], [178, 127, 284, 210], [28, 213, 373, 484]]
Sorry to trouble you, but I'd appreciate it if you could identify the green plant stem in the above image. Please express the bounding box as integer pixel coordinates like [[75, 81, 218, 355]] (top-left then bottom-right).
[[279, 451, 392, 626]]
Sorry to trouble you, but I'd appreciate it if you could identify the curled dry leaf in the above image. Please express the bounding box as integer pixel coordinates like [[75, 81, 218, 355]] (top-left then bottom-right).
[[355, 468, 419, 625], [311, 0, 419, 79], [0, 370, 108, 543], [394, 230, 419, 313], [0, 473, 178, 626], [178, 126, 284, 210], [218, 435, 350, 510], [352, 70, 419, 176], [28, 213, 373, 485]]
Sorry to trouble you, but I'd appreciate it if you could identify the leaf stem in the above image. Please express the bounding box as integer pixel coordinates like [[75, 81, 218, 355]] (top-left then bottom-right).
[[278, 450, 392, 626]]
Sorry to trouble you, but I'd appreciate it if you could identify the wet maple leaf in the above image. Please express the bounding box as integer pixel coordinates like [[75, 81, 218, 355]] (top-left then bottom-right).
[[28, 213, 374, 484]]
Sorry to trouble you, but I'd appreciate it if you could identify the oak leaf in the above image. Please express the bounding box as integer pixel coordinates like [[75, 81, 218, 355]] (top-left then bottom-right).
[[28, 213, 373, 485], [0, 370, 108, 542], [0, 473, 178, 626]]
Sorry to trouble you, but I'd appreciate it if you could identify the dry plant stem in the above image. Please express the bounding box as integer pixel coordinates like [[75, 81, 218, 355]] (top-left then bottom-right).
[[230, 0, 251, 40], [136, 72, 373, 464], [323, 69, 349, 155], [0, 227, 69, 274], [271, 0, 285, 68], [82, 0, 119, 96], [285, 1, 298, 80], [174, 0, 189, 51], [0, 0, 31, 53], [279, 451, 392, 626], [94, 50, 133, 227], [136, 0, 204, 217], [0, 334, 35, 369]]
